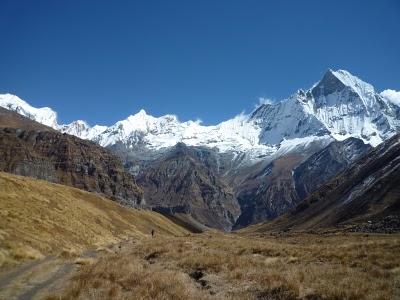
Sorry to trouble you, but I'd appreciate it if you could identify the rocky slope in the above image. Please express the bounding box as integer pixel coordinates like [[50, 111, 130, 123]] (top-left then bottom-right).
[[0, 108, 143, 205], [246, 133, 400, 233], [0, 107, 54, 131], [136, 143, 240, 231], [293, 137, 371, 199], [232, 137, 370, 229], [233, 154, 304, 228]]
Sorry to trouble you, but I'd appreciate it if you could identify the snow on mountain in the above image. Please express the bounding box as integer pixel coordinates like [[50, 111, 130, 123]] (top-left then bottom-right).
[[95, 109, 272, 156], [59, 120, 107, 140], [311, 69, 393, 145], [1, 69, 399, 158], [251, 69, 399, 147], [0, 94, 58, 128], [250, 92, 330, 145]]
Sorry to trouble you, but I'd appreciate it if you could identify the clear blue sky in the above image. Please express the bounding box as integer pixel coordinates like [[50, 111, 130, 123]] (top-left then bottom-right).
[[1, 0, 399, 125]]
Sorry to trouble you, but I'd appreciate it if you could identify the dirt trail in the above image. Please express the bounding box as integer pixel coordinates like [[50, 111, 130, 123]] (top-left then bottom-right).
[[17, 262, 74, 300], [0, 257, 54, 292], [0, 238, 137, 300]]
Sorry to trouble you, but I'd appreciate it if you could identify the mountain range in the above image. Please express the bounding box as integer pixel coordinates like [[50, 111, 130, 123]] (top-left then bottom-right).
[[1, 69, 399, 230]]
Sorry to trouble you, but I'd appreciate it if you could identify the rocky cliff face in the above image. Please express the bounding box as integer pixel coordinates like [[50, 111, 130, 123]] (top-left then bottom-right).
[[293, 138, 371, 199], [252, 134, 400, 233], [232, 155, 303, 229], [0, 109, 143, 205], [137, 143, 240, 231], [233, 137, 370, 229]]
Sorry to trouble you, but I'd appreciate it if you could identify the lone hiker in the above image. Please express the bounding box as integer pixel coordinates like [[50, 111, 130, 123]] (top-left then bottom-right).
[[151, 229, 155, 237]]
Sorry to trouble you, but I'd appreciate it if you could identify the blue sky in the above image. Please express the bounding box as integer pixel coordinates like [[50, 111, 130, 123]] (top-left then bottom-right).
[[1, 0, 399, 125]]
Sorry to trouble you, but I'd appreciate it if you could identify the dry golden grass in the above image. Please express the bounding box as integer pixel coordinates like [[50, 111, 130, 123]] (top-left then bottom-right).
[[2, 171, 399, 299], [54, 232, 400, 300], [0, 172, 188, 269]]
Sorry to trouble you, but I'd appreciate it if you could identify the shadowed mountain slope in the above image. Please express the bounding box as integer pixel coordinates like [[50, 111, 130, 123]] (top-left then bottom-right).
[[293, 138, 372, 199], [233, 137, 370, 229], [243, 134, 400, 233], [137, 143, 240, 231]]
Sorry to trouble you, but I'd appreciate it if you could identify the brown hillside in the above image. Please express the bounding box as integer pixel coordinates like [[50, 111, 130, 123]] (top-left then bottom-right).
[[0, 107, 143, 204], [0, 172, 188, 269]]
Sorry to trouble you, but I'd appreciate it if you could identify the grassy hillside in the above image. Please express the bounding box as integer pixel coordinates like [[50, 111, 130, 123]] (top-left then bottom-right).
[[0, 172, 188, 269]]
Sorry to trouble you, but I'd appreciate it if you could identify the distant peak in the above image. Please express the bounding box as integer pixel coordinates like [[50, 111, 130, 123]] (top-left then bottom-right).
[[126, 109, 150, 121], [0, 93, 59, 129], [325, 68, 334, 74], [70, 120, 90, 127], [137, 109, 147, 115], [322, 69, 371, 89], [321, 68, 354, 82], [312, 68, 375, 100]]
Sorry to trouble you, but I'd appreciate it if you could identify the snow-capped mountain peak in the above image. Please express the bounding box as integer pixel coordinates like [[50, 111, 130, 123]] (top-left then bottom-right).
[[249, 69, 399, 147], [59, 120, 107, 140], [311, 69, 375, 103], [0, 93, 58, 129], [330, 69, 375, 95], [1, 69, 399, 160]]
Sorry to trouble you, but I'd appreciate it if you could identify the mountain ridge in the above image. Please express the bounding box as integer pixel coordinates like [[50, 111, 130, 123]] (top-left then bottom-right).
[[2, 69, 399, 160], [1, 69, 400, 230]]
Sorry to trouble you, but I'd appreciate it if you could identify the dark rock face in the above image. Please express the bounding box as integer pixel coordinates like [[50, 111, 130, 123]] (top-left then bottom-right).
[[294, 138, 371, 199], [311, 69, 347, 99], [233, 138, 370, 229], [0, 111, 143, 205], [259, 134, 400, 232], [136, 143, 240, 231], [233, 155, 303, 229]]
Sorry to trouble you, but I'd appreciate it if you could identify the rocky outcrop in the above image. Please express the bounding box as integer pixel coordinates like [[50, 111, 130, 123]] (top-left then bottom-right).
[[0, 108, 142, 205]]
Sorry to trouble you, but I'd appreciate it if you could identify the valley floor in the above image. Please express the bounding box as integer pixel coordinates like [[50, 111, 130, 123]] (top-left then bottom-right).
[[1, 172, 399, 299], [2, 232, 396, 300]]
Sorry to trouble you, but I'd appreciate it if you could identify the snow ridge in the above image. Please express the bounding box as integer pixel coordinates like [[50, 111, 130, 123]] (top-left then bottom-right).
[[1, 69, 399, 160], [0, 94, 58, 128]]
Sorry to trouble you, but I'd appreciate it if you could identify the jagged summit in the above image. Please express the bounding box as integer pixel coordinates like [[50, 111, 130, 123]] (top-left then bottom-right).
[[1, 69, 399, 160], [312, 69, 348, 98], [312, 69, 376, 104]]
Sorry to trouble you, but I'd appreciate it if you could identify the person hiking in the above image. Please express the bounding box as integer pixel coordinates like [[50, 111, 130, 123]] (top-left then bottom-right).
[[151, 229, 155, 237]]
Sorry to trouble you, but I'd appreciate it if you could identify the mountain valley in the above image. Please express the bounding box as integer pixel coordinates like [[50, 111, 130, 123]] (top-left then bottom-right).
[[2, 69, 398, 230], [1, 69, 400, 299]]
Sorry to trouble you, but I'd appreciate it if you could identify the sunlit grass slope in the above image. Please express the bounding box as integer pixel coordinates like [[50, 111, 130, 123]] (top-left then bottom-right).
[[0, 172, 188, 269]]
